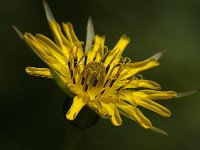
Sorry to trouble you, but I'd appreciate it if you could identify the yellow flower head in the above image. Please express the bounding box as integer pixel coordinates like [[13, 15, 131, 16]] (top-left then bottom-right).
[[14, 1, 197, 135]]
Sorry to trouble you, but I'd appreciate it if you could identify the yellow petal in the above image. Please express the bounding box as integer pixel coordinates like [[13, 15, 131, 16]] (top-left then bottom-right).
[[62, 22, 84, 61], [67, 84, 84, 96], [88, 100, 107, 116], [125, 79, 161, 90], [101, 102, 122, 126], [46, 57, 69, 75], [24, 33, 49, 60], [122, 91, 171, 117], [134, 96, 171, 117], [87, 35, 105, 63], [24, 34, 64, 72], [62, 22, 79, 45], [113, 35, 130, 53], [33, 34, 68, 66], [119, 58, 159, 79], [133, 90, 177, 100], [35, 34, 70, 59], [26, 67, 52, 78], [66, 96, 88, 120], [50, 69, 73, 97], [116, 101, 151, 129], [104, 35, 130, 67], [103, 35, 130, 75], [118, 92, 137, 106], [49, 21, 71, 49], [24, 33, 72, 76]]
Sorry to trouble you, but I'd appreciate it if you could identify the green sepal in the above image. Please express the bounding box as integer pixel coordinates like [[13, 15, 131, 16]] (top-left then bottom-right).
[[50, 68, 74, 97]]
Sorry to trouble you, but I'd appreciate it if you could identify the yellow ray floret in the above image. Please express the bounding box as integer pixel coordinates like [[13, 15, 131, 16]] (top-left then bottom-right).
[[26, 67, 52, 78]]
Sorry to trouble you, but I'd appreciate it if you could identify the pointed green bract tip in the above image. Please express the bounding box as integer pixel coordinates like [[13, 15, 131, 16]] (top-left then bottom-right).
[[149, 126, 168, 136], [176, 88, 200, 98], [149, 50, 166, 61], [49, 68, 74, 97], [43, 0, 55, 21], [12, 26, 24, 39], [85, 17, 95, 52]]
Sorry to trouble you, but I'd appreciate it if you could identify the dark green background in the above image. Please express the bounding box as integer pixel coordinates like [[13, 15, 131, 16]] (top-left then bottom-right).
[[0, 0, 200, 149]]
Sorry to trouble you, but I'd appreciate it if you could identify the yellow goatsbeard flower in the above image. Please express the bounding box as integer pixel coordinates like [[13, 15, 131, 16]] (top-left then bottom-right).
[[14, 1, 183, 134], [24, 25, 176, 129]]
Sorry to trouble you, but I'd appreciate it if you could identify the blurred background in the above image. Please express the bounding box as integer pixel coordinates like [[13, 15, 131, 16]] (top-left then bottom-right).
[[0, 0, 200, 149]]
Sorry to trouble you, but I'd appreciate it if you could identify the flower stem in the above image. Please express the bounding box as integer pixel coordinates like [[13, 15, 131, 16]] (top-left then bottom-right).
[[61, 126, 82, 150]]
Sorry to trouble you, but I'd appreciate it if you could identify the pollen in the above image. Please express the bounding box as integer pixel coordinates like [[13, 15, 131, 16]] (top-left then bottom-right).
[[81, 61, 106, 90]]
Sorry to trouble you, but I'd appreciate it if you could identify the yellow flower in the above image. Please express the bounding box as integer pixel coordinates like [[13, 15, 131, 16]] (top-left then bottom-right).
[[14, 1, 197, 135]]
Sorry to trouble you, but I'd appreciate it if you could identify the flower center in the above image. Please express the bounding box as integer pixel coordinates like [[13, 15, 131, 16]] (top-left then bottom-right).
[[81, 61, 106, 91]]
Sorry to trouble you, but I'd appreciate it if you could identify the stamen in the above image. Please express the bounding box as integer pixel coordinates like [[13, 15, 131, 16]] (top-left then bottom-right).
[[101, 89, 106, 95], [104, 79, 109, 87], [137, 74, 143, 80], [106, 65, 110, 74], [101, 50, 112, 62], [106, 55, 123, 78], [112, 62, 125, 79], [68, 55, 74, 69], [81, 77, 85, 85], [109, 51, 121, 65], [109, 79, 116, 87], [81, 61, 106, 91], [116, 86, 123, 91], [104, 46, 108, 53], [93, 47, 99, 60], [123, 57, 131, 64], [77, 53, 87, 65], [94, 89, 106, 100], [70, 70, 73, 78], [73, 78, 75, 84], [117, 79, 129, 91], [102, 57, 129, 88], [74, 57, 78, 67], [72, 42, 83, 59], [68, 62, 70, 69], [84, 84, 88, 91], [93, 79, 98, 87], [88, 70, 97, 89], [84, 56, 87, 66]]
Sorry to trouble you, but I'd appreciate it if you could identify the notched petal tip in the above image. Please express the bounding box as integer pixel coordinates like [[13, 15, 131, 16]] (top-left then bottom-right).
[[12, 26, 24, 39], [121, 34, 131, 42], [66, 96, 87, 120], [25, 67, 32, 74], [85, 17, 95, 51], [25, 67, 52, 78], [176, 88, 200, 98], [42, 0, 55, 21], [149, 50, 166, 61], [66, 110, 77, 120]]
